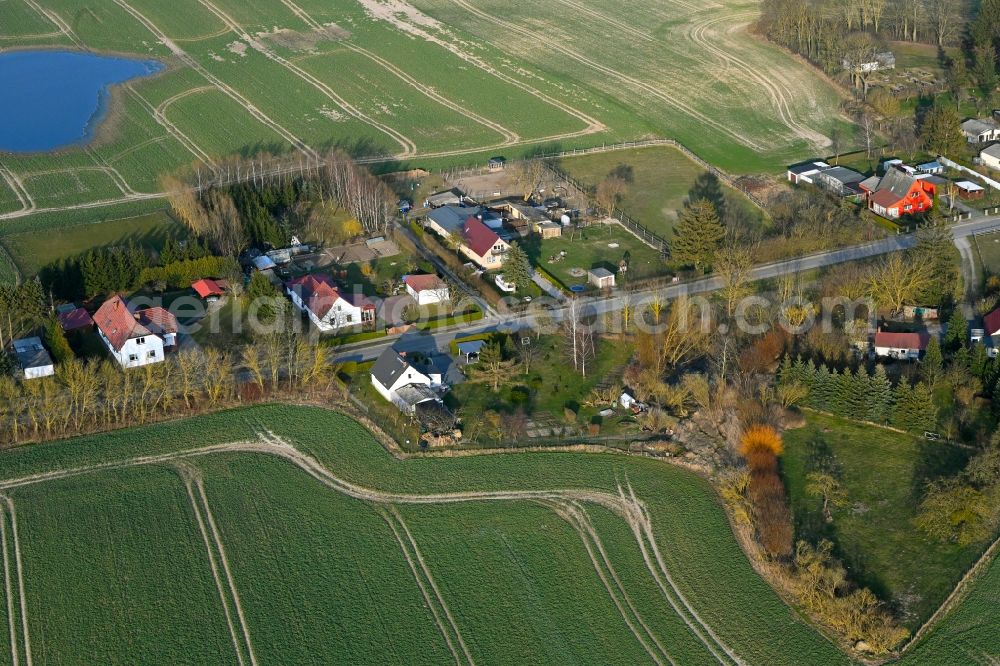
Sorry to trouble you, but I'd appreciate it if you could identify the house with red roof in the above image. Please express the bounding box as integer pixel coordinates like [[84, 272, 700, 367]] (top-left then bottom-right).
[[284, 273, 374, 333], [191, 278, 229, 300], [874, 328, 930, 360], [460, 216, 509, 270], [403, 274, 450, 305], [93, 295, 179, 368], [863, 167, 935, 219]]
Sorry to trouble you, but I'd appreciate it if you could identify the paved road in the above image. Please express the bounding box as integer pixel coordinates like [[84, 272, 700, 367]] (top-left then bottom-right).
[[332, 216, 1000, 363]]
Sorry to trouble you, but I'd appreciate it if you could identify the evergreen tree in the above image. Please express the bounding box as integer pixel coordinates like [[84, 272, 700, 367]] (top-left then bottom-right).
[[867, 364, 894, 424], [970, 343, 990, 380], [43, 318, 73, 364], [893, 381, 938, 433], [502, 242, 534, 292], [812, 364, 833, 411], [920, 101, 966, 156], [669, 199, 724, 270], [923, 337, 944, 387], [914, 224, 961, 306], [943, 308, 968, 354], [848, 365, 870, 418], [831, 368, 852, 416]]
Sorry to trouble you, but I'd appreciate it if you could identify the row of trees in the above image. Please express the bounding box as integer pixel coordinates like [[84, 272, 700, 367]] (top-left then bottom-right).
[[778, 356, 939, 432], [0, 329, 334, 447]]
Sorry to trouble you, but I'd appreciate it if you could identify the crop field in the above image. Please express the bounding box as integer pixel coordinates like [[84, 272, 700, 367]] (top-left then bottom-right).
[[0, 405, 995, 663], [0, 404, 853, 665], [0, 0, 848, 227]]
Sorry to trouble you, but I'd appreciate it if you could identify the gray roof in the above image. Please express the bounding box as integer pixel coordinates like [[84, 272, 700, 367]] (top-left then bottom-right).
[[395, 384, 438, 407], [371, 348, 411, 388], [963, 118, 996, 133], [982, 144, 1000, 159], [787, 161, 829, 175], [427, 189, 464, 207], [859, 175, 880, 191], [12, 337, 53, 370], [426, 205, 485, 235], [590, 267, 615, 278], [456, 340, 485, 357], [819, 166, 865, 185], [875, 167, 918, 198]]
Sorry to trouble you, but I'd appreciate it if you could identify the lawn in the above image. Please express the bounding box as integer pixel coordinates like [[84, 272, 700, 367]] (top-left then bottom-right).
[[0, 403, 853, 665], [526, 224, 667, 288], [555, 145, 758, 237], [782, 412, 978, 629], [973, 230, 1000, 277], [1, 209, 184, 277]]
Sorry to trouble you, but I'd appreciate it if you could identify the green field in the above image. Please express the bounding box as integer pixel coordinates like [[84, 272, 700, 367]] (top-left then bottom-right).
[[974, 231, 1000, 276], [555, 145, 759, 237], [0, 404, 850, 665], [1, 210, 183, 276], [783, 413, 978, 629], [0, 0, 849, 228], [0, 405, 996, 662]]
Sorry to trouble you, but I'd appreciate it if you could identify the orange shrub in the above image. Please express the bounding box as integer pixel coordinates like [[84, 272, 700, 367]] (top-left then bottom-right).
[[739, 424, 783, 458]]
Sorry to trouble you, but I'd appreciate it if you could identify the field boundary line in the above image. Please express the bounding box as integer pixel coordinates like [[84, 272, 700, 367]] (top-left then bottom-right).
[[127, 85, 218, 171], [0, 497, 31, 666], [0, 499, 20, 666], [193, 0, 417, 158], [176, 464, 257, 666], [540, 499, 673, 666], [378, 506, 473, 665]]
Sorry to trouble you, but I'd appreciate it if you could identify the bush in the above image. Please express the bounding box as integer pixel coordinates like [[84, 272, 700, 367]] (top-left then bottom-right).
[[138, 256, 240, 290], [740, 424, 784, 457]]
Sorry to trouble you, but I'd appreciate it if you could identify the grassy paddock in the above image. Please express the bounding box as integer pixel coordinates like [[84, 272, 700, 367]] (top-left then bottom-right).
[[783, 412, 978, 629]]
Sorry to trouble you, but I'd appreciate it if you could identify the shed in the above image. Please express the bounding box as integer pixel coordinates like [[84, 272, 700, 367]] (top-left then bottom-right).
[[192, 278, 228, 300], [426, 189, 464, 208], [252, 255, 277, 271], [12, 337, 55, 379], [619, 390, 638, 410], [537, 221, 562, 239], [956, 180, 986, 200], [57, 307, 93, 332], [916, 161, 944, 175], [456, 339, 485, 363], [487, 156, 506, 171], [588, 267, 616, 289]]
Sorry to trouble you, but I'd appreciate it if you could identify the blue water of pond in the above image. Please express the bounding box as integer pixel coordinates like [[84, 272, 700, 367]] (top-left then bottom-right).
[[0, 50, 163, 153]]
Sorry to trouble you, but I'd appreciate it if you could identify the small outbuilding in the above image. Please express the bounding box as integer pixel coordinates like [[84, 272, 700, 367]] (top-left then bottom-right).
[[487, 156, 506, 171], [192, 278, 229, 300], [403, 274, 450, 305], [12, 337, 55, 379], [57, 306, 93, 332], [456, 339, 486, 363], [588, 267, 616, 289], [874, 329, 930, 360], [956, 180, 986, 200]]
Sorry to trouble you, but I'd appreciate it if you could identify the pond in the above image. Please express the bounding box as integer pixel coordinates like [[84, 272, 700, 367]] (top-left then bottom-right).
[[0, 50, 163, 153]]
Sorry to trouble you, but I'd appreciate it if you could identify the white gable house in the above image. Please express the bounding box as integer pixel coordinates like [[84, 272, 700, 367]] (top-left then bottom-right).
[[371, 348, 439, 414]]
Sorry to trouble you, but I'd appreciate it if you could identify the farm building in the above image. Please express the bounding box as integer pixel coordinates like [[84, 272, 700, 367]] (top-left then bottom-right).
[[815, 166, 866, 197], [956, 180, 986, 200], [786, 161, 830, 184], [460, 216, 509, 270], [874, 329, 930, 360], [11, 337, 54, 379], [94, 295, 178, 369], [285, 273, 374, 332], [962, 118, 1000, 144], [589, 267, 616, 289], [192, 278, 228, 300], [488, 156, 507, 171], [403, 274, 450, 305], [981, 144, 1000, 170], [863, 167, 935, 219], [426, 189, 464, 208]]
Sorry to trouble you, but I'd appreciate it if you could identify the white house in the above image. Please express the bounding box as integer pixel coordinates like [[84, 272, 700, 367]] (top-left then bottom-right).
[[873, 329, 930, 360], [371, 348, 439, 414], [403, 274, 450, 306], [11, 337, 54, 379], [285, 273, 375, 332], [93, 295, 178, 369], [620, 390, 638, 410], [962, 118, 1000, 144], [981, 144, 1000, 170]]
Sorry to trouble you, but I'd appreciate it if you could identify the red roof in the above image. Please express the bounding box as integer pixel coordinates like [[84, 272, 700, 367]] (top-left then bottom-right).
[[94, 295, 179, 351], [874, 330, 930, 350], [403, 273, 446, 293], [57, 307, 93, 331], [192, 278, 228, 298], [985, 308, 1000, 336], [463, 216, 501, 258], [285, 274, 342, 319]]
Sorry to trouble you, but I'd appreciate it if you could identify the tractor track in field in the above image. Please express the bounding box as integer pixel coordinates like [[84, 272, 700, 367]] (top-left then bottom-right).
[[378, 506, 475, 666], [193, 0, 417, 158], [0, 432, 743, 665], [0, 496, 31, 666], [277, 0, 519, 147], [110, 0, 317, 159], [176, 463, 258, 666], [685, 12, 829, 149], [540, 499, 673, 666], [441, 0, 763, 151], [0, 165, 35, 217], [128, 85, 219, 170]]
